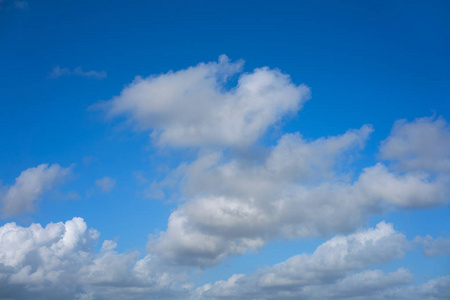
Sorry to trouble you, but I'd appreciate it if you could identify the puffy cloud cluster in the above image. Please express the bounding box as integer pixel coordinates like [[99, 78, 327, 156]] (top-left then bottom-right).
[[98, 55, 310, 148], [198, 269, 450, 300], [1, 218, 448, 300], [0, 218, 183, 300], [195, 222, 446, 300], [2, 57, 449, 299], [149, 117, 449, 266], [0, 164, 72, 217]]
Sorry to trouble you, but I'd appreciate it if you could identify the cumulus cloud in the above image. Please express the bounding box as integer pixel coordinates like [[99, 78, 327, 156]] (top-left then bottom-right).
[[1, 218, 448, 300], [194, 224, 448, 300], [0, 164, 72, 217], [95, 177, 116, 193], [195, 223, 412, 299], [197, 271, 450, 300], [92, 58, 449, 268], [149, 119, 449, 266], [50, 66, 107, 79], [96, 55, 310, 148], [380, 115, 450, 173], [6, 57, 444, 299], [0, 218, 185, 300]]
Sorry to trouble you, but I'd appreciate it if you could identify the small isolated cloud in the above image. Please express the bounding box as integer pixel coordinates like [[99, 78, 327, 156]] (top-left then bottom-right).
[[82, 156, 95, 166], [101, 239, 118, 251], [380, 115, 450, 173], [414, 235, 450, 257], [50, 66, 107, 79], [95, 55, 310, 148], [0, 164, 72, 217], [95, 177, 116, 193]]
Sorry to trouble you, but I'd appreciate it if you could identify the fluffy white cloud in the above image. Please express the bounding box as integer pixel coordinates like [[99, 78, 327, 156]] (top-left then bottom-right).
[[97, 55, 310, 148], [2, 219, 447, 300], [380, 116, 450, 173], [195, 224, 449, 300], [149, 119, 449, 266], [0, 218, 185, 300], [149, 126, 375, 265], [0, 164, 72, 217], [95, 177, 116, 193]]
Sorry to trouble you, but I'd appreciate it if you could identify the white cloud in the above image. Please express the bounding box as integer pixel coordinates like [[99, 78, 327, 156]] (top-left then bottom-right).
[[0, 164, 72, 217], [149, 120, 449, 266], [0, 218, 186, 300], [96, 55, 310, 148], [50, 66, 107, 79], [380, 115, 450, 173], [0, 219, 447, 300], [95, 177, 116, 193], [194, 225, 449, 300], [357, 163, 448, 208], [195, 222, 413, 299]]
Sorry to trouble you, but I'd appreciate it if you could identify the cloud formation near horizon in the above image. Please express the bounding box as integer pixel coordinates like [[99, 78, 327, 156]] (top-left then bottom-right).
[[0, 218, 448, 300]]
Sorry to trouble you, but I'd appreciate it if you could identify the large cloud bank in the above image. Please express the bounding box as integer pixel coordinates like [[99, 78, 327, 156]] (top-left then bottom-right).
[[0, 217, 185, 300], [2, 57, 449, 299], [0, 219, 448, 300], [149, 116, 449, 266]]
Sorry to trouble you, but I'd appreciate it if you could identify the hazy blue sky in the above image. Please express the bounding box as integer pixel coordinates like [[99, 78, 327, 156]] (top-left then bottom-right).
[[0, 1, 449, 299]]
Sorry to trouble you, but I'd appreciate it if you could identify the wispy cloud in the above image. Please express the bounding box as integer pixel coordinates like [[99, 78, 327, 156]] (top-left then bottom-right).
[[50, 66, 107, 79], [0, 0, 28, 10], [95, 176, 116, 193], [14, 1, 27, 9]]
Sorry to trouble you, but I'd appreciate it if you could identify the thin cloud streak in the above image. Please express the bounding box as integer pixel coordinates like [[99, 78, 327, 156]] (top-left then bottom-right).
[[50, 66, 107, 79]]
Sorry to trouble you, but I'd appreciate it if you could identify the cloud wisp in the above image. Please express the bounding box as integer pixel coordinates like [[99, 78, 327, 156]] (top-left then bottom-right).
[[95, 177, 116, 193], [50, 66, 107, 80]]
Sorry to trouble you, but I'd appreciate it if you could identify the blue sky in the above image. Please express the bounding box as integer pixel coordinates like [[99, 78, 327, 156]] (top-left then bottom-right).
[[0, 0, 449, 299]]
